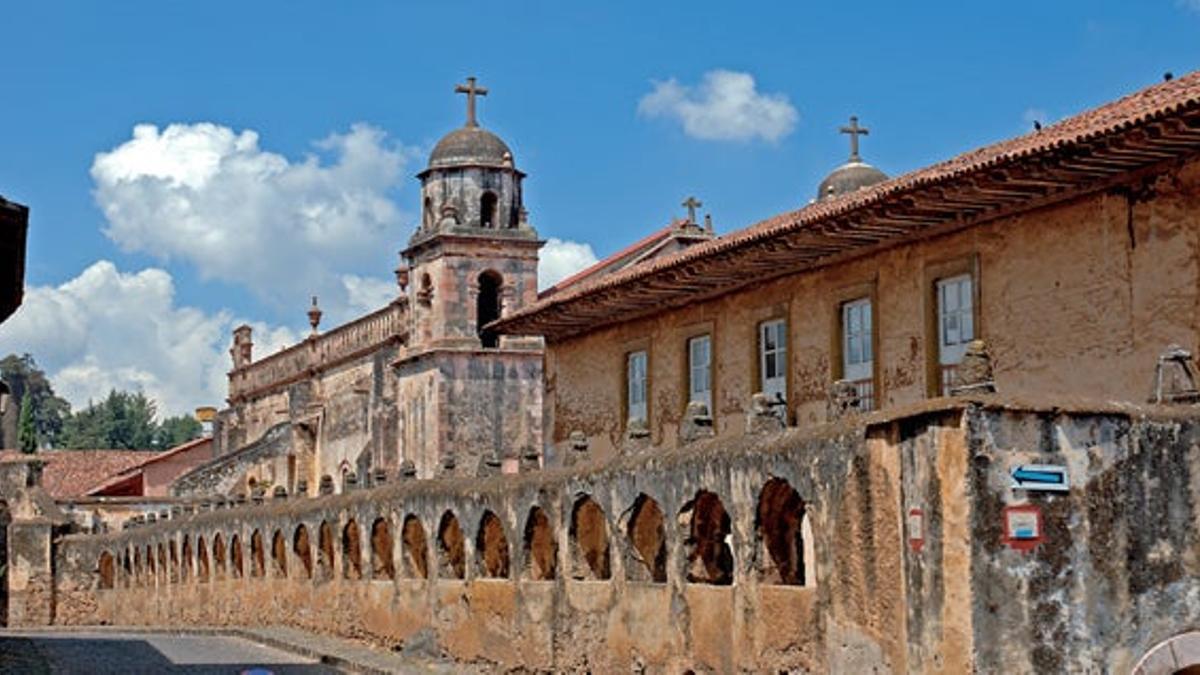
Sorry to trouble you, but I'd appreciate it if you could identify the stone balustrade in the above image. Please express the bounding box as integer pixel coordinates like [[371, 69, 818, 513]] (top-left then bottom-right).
[[229, 301, 407, 401]]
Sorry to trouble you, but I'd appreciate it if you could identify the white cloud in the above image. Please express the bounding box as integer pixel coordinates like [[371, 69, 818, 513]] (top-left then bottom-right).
[[538, 238, 598, 290], [340, 274, 398, 315], [0, 261, 299, 417], [91, 122, 415, 323], [638, 70, 798, 142]]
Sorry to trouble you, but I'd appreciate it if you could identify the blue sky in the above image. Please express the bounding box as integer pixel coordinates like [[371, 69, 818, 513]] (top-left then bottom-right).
[[0, 0, 1197, 415]]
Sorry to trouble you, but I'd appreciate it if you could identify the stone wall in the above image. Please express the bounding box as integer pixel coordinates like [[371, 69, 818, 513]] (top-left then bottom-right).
[[544, 158, 1200, 461], [49, 400, 1200, 671]]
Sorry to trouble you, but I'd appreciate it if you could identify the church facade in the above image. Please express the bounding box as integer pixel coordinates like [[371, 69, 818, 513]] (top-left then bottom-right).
[[177, 80, 545, 496]]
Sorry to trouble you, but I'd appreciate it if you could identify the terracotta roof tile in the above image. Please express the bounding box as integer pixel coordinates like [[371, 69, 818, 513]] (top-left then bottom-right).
[[0, 449, 158, 499], [496, 70, 1200, 338]]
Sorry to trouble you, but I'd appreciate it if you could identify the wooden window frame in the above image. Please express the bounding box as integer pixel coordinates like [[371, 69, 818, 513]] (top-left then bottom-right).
[[923, 254, 981, 398], [749, 303, 790, 424], [621, 338, 653, 433], [829, 279, 881, 410], [680, 320, 717, 427]]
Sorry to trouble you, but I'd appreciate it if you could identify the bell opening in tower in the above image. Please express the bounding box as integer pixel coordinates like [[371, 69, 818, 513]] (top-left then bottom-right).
[[477, 271, 502, 348], [480, 191, 498, 228]]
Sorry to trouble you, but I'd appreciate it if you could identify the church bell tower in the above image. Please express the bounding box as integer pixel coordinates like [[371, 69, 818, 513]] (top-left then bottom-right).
[[395, 77, 544, 478]]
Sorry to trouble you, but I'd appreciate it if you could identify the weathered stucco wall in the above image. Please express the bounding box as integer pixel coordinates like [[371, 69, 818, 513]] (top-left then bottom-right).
[[52, 406, 927, 672], [546, 159, 1200, 462], [42, 401, 1200, 671]]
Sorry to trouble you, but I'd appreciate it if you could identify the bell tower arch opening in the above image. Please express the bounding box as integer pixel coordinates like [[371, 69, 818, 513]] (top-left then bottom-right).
[[480, 191, 498, 229], [477, 271, 502, 348]]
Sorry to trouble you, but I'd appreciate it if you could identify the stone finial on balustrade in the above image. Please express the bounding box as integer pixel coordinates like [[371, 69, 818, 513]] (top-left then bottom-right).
[[373, 467, 388, 486], [273, 486, 287, 501], [231, 324, 254, 370], [319, 475, 335, 496], [235, 494, 248, 508], [307, 296, 323, 337], [171, 505, 184, 518], [344, 472, 359, 491], [950, 339, 997, 396], [679, 401, 716, 445], [1152, 344, 1200, 404], [520, 446, 541, 473], [159, 510, 170, 521], [295, 479, 307, 497], [827, 380, 861, 421], [748, 392, 787, 434], [251, 488, 265, 505], [146, 513, 157, 524], [399, 460, 417, 480]]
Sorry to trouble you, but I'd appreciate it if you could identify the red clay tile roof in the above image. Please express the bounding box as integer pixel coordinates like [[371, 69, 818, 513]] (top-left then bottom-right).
[[494, 70, 1200, 341], [0, 449, 158, 499]]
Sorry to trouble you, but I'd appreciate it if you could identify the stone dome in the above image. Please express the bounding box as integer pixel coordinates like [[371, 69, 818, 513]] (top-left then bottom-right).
[[817, 160, 889, 201], [427, 125, 514, 171]]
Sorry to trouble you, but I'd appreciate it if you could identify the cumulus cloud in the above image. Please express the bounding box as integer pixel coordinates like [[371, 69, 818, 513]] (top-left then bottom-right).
[[0, 261, 299, 417], [538, 238, 599, 290], [638, 70, 798, 142], [92, 122, 414, 322]]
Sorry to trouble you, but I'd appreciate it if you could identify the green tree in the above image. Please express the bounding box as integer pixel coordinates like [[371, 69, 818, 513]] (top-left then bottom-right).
[[60, 390, 159, 450], [155, 414, 203, 449], [17, 394, 36, 454], [0, 353, 70, 448]]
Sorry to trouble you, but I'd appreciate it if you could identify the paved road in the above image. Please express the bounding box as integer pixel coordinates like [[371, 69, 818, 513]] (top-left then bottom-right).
[[0, 630, 341, 674]]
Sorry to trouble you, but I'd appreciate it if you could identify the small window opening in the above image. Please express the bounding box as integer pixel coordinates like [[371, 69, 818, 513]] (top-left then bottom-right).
[[477, 271, 502, 348], [480, 191, 498, 228]]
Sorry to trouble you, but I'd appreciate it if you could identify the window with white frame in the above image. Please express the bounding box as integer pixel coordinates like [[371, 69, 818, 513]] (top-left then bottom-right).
[[937, 273, 974, 392], [842, 298, 874, 410], [759, 320, 787, 406], [688, 335, 712, 412], [627, 350, 648, 424]]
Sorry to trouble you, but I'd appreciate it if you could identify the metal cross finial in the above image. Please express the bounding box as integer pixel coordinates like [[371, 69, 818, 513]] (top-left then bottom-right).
[[454, 76, 489, 128], [840, 116, 870, 162], [682, 196, 703, 225]]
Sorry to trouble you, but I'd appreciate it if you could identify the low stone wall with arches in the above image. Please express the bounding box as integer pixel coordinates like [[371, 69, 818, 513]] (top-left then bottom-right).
[[48, 398, 1200, 672]]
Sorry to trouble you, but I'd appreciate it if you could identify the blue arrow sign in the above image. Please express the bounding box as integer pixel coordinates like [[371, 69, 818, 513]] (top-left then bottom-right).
[[1010, 464, 1069, 492]]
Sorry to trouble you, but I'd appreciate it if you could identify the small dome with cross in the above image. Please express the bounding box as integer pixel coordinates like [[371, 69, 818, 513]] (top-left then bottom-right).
[[816, 116, 888, 201], [425, 76, 517, 173]]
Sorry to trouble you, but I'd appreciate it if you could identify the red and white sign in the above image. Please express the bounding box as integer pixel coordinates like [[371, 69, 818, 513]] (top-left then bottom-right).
[[908, 507, 925, 551], [1002, 504, 1043, 551]]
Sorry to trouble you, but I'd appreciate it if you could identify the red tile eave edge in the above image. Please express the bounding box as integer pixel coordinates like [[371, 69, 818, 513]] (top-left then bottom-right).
[[492, 70, 1200, 339]]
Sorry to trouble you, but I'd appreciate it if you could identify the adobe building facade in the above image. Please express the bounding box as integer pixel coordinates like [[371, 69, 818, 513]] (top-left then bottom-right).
[[7, 73, 1200, 674]]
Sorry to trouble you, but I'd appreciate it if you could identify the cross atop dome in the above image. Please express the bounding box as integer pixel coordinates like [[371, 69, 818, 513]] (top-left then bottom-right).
[[840, 116, 869, 162], [455, 76, 489, 128]]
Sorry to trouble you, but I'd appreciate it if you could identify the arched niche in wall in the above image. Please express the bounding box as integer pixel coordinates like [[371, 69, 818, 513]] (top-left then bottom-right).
[[437, 511, 466, 580], [680, 490, 734, 585], [342, 519, 362, 580], [271, 529, 288, 578], [401, 515, 429, 579], [569, 495, 611, 580], [624, 494, 667, 583], [755, 477, 811, 586], [317, 521, 335, 582], [250, 530, 265, 578], [370, 517, 395, 581], [293, 524, 313, 579], [98, 551, 115, 590], [522, 506, 557, 581], [476, 510, 510, 579]]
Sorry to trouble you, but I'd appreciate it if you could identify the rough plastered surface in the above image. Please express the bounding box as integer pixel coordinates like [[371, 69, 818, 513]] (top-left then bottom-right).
[[39, 400, 1200, 672]]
